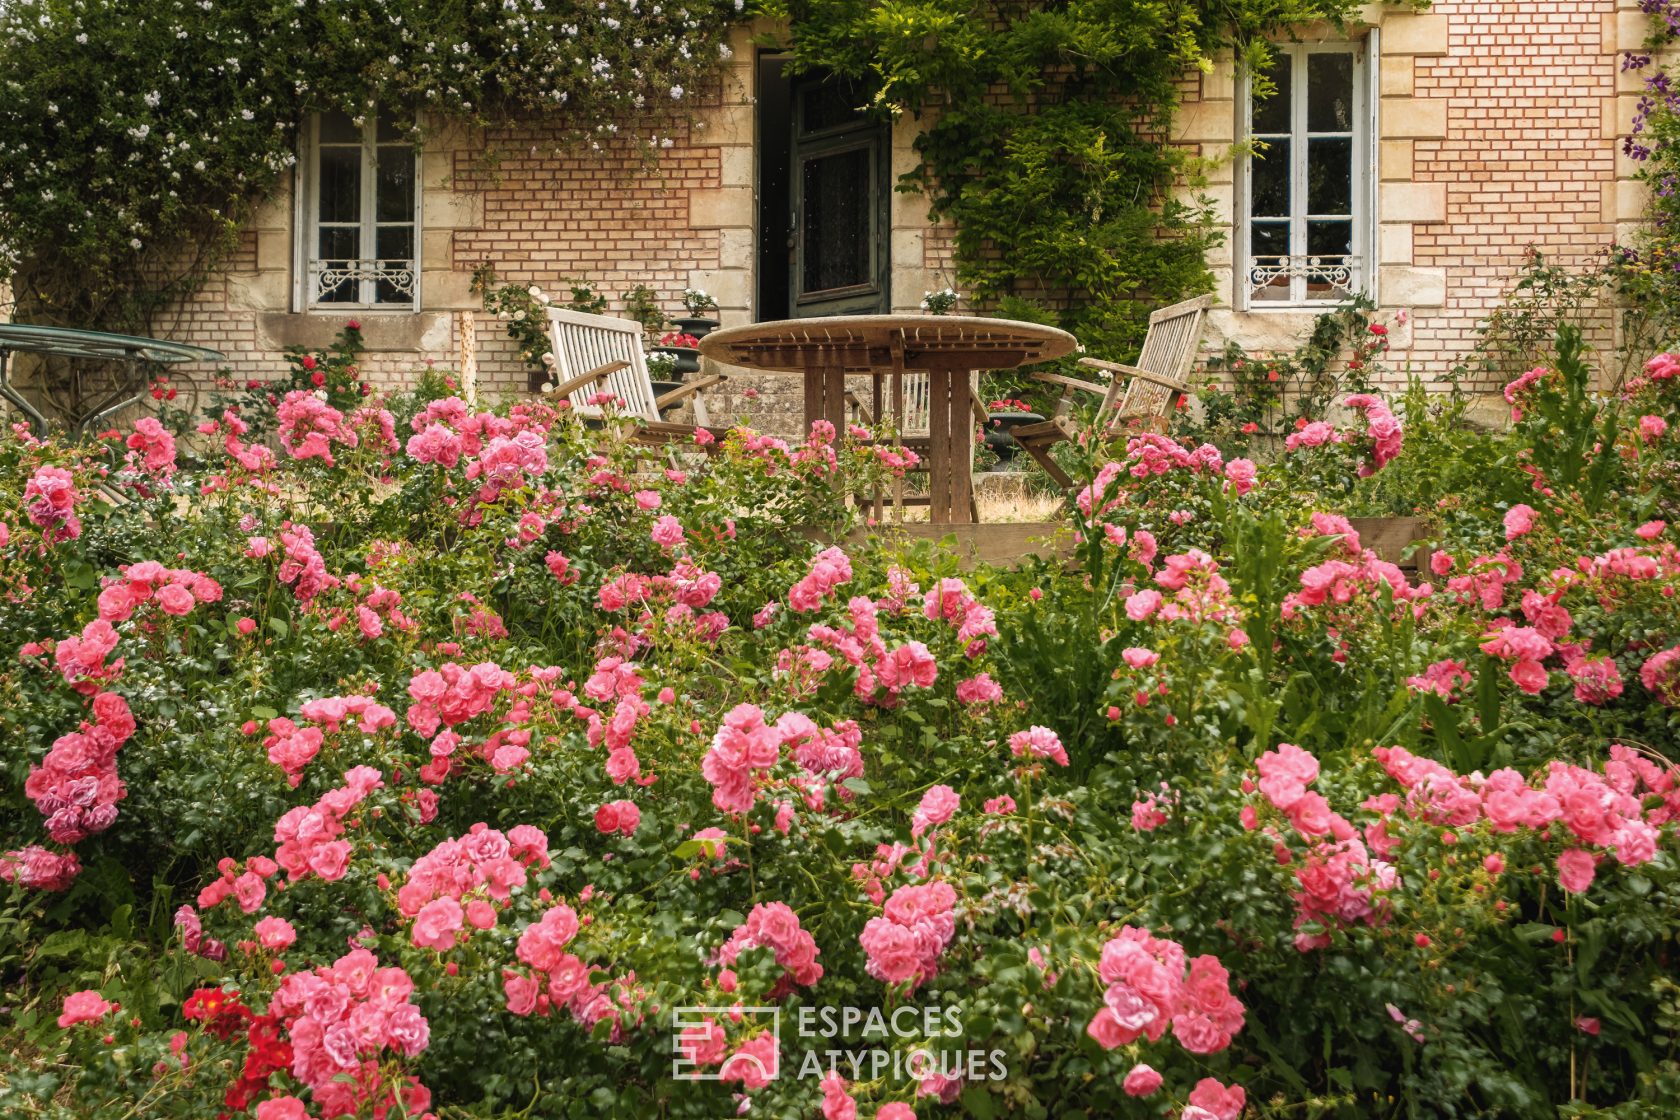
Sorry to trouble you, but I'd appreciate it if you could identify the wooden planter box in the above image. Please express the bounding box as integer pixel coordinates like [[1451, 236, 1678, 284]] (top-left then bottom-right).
[[1347, 516, 1436, 571]]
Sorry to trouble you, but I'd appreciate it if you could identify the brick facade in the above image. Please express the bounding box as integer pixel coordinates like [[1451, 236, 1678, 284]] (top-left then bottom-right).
[[1410, 0, 1619, 391], [91, 7, 1651, 436]]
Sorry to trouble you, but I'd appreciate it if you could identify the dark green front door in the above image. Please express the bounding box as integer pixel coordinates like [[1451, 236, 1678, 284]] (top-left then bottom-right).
[[789, 78, 890, 318]]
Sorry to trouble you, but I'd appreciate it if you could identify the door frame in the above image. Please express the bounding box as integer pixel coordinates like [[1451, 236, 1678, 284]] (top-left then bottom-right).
[[756, 55, 892, 320]]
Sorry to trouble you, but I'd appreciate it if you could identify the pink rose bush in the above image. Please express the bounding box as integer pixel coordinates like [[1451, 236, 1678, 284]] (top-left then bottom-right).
[[12, 331, 1680, 1119]]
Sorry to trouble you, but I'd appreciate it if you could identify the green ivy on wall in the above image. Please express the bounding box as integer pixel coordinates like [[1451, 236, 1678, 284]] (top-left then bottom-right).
[[769, 0, 1399, 361], [0, 0, 748, 332]]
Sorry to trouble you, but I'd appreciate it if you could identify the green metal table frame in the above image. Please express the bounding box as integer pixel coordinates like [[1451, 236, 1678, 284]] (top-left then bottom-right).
[[0, 323, 224, 437]]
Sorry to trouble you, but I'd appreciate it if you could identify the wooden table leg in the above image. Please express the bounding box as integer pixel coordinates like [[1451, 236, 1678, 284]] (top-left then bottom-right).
[[801, 364, 850, 437], [925, 363, 976, 525], [927, 367, 951, 523]]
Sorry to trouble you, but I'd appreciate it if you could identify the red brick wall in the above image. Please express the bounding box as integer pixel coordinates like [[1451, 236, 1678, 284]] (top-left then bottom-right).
[[450, 117, 726, 398], [1410, 0, 1617, 391]]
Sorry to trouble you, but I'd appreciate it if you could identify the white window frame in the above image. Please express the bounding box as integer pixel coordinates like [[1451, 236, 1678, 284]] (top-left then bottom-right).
[[1236, 34, 1379, 311], [292, 114, 422, 313]]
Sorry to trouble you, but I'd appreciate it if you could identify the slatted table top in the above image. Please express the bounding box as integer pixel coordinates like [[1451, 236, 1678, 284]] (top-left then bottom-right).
[[698, 315, 1079, 373]]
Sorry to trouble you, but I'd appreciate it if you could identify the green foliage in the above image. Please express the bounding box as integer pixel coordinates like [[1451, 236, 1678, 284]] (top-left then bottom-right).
[[621, 284, 668, 336], [1191, 296, 1383, 451], [772, 0, 1378, 359], [0, 0, 749, 331]]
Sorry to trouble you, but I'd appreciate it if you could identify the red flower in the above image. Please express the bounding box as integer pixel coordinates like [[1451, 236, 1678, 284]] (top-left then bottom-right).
[[346, 319, 362, 331], [310, 372, 326, 388]]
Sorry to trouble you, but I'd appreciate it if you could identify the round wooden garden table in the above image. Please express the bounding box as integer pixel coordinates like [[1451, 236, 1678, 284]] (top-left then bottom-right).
[[699, 315, 1078, 524]]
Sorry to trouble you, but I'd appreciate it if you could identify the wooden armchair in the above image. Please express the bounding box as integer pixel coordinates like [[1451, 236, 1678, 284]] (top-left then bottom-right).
[[545, 308, 728, 448], [1012, 294, 1211, 489]]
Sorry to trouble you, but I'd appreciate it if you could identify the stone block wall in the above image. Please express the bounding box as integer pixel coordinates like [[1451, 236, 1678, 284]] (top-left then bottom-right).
[[45, 5, 1653, 437]]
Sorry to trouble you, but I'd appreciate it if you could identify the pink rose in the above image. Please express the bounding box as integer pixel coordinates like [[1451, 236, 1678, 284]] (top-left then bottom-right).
[[1123, 1064, 1163, 1097], [58, 989, 114, 1028], [911, 784, 960, 837], [595, 799, 641, 837], [1503, 504, 1536, 541], [1509, 659, 1549, 695], [1186, 1077, 1246, 1120], [255, 1099, 311, 1120], [156, 584, 195, 616], [254, 916, 297, 950], [1557, 848, 1596, 894], [1122, 647, 1159, 669], [412, 897, 464, 951]]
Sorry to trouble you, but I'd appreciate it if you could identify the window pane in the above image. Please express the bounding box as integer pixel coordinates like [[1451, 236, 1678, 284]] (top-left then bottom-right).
[[800, 81, 864, 133], [1306, 137, 1351, 214], [377, 115, 406, 142], [376, 146, 414, 222], [1307, 53, 1354, 132], [800, 147, 872, 295], [1306, 220, 1352, 258], [1249, 139, 1290, 218], [319, 111, 359, 144], [1250, 221, 1288, 258], [1251, 54, 1291, 134], [375, 226, 413, 263], [375, 275, 412, 305], [317, 225, 359, 261], [313, 236, 357, 303], [1250, 222, 1291, 301], [318, 147, 361, 224]]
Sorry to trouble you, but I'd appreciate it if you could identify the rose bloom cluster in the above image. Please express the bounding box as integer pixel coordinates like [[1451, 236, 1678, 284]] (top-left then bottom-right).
[[266, 947, 435, 1118], [263, 694, 398, 786], [715, 901, 824, 994], [196, 853, 283, 915], [401, 823, 551, 952], [505, 898, 638, 1038], [271, 766, 384, 883], [858, 879, 957, 989], [795, 594, 940, 704], [702, 702, 870, 816], [1244, 744, 1400, 949], [595, 557, 729, 646], [276, 390, 359, 466], [97, 560, 223, 622], [1086, 925, 1246, 1057], [24, 463, 82, 543], [788, 545, 854, 612], [1370, 743, 1672, 894], [22, 690, 136, 845], [124, 416, 178, 477], [1341, 393, 1404, 475], [921, 576, 998, 655]]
